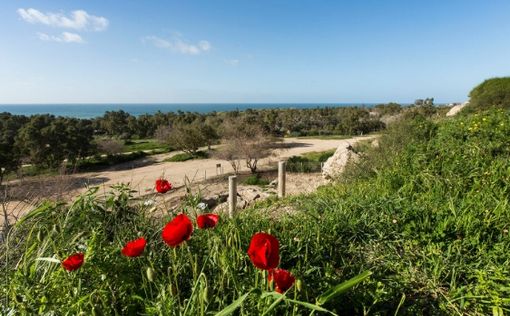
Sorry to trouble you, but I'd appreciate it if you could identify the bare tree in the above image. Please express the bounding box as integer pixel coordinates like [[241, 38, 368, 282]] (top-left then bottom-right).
[[214, 141, 242, 174], [97, 138, 123, 156], [217, 120, 274, 174]]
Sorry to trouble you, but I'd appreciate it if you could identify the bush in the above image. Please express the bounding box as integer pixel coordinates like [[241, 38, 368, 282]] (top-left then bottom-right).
[[243, 174, 270, 186], [469, 77, 510, 111], [165, 150, 209, 162], [286, 149, 335, 173], [76, 151, 147, 171]]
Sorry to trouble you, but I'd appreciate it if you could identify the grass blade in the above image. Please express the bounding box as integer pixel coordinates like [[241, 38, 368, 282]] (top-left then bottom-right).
[[316, 270, 372, 306]]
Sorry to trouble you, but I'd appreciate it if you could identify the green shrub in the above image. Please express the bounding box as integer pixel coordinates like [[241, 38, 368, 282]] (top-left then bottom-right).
[[286, 149, 335, 173], [243, 174, 270, 186], [76, 151, 148, 171], [165, 151, 209, 162], [469, 77, 510, 111]]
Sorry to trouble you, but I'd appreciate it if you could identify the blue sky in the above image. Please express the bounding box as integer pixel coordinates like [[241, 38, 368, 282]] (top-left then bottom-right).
[[1, 0, 509, 104]]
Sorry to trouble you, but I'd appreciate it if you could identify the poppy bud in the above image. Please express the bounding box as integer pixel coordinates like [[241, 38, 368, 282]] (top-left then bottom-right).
[[296, 279, 302, 292], [268, 269, 295, 293], [146, 267, 156, 282], [170, 284, 178, 296]]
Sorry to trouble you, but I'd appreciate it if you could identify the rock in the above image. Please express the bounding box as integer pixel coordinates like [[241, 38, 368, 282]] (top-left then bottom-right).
[[201, 193, 228, 209], [269, 179, 278, 187], [238, 188, 261, 202], [322, 144, 359, 179], [214, 201, 229, 214], [446, 102, 468, 117], [371, 139, 380, 148], [212, 186, 273, 213]]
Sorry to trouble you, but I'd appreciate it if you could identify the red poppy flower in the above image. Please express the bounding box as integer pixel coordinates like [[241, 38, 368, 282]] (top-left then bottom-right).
[[268, 269, 296, 293], [155, 179, 172, 193], [62, 253, 84, 271], [197, 214, 220, 229], [121, 237, 147, 257], [247, 232, 279, 270], [162, 214, 193, 247]]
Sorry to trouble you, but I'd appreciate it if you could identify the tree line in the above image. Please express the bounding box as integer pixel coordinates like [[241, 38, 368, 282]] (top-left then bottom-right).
[[0, 105, 400, 182]]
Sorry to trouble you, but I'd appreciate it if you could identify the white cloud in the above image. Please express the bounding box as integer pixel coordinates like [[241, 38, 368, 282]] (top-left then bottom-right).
[[224, 59, 240, 66], [144, 36, 211, 55], [38, 32, 84, 43], [17, 8, 108, 31]]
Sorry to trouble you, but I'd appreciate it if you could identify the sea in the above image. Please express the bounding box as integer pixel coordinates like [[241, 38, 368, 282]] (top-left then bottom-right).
[[0, 103, 376, 119]]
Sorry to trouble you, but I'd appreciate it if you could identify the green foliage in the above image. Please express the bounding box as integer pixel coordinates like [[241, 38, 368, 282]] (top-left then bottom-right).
[[1, 106, 388, 178], [0, 113, 28, 182], [122, 139, 169, 153], [374, 102, 402, 116], [469, 77, 510, 110], [286, 149, 335, 173], [15, 115, 96, 169], [3, 109, 509, 314], [75, 151, 148, 171], [243, 174, 270, 186], [1, 186, 365, 315], [156, 122, 208, 155], [100, 110, 133, 139], [165, 151, 209, 162]]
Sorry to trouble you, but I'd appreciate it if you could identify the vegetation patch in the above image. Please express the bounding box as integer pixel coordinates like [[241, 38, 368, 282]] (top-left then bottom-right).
[[165, 150, 209, 162], [286, 149, 335, 173], [243, 174, 270, 186], [122, 139, 169, 153]]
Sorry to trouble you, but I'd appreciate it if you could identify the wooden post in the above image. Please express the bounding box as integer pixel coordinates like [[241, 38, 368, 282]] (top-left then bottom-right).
[[228, 176, 237, 218], [278, 160, 286, 198]]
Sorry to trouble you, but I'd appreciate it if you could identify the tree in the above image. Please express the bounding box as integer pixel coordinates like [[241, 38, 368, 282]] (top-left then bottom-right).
[[60, 118, 96, 163], [0, 113, 27, 184], [218, 120, 274, 174], [96, 138, 123, 156], [15, 115, 95, 169], [469, 77, 510, 110], [375, 103, 402, 116], [155, 122, 207, 156], [198, 121, 220, 150], [100, 110, 133, 139]]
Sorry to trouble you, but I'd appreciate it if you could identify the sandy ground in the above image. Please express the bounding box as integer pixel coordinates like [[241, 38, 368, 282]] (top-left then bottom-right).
[[71, 136, 371, 194], [0, 136, 372, 227]]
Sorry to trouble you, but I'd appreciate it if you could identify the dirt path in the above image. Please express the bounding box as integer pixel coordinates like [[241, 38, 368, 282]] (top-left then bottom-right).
[[1, 136, 373, 228], [73, 136, 372, 195]]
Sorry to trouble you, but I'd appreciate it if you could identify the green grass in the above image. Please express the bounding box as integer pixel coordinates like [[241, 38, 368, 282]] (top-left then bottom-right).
[[164, 150, 209, 162], [300, 149, 336, 162], [122, 139, 169, 153], [2, 109, 510, 315]]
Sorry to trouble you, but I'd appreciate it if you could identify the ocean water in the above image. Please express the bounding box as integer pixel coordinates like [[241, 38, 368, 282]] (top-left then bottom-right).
[[0, 103, 375, 119]]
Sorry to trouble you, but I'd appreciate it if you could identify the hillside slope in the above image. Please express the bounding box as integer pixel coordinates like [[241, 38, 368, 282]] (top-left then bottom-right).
[[2, 109, 509, 315]]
